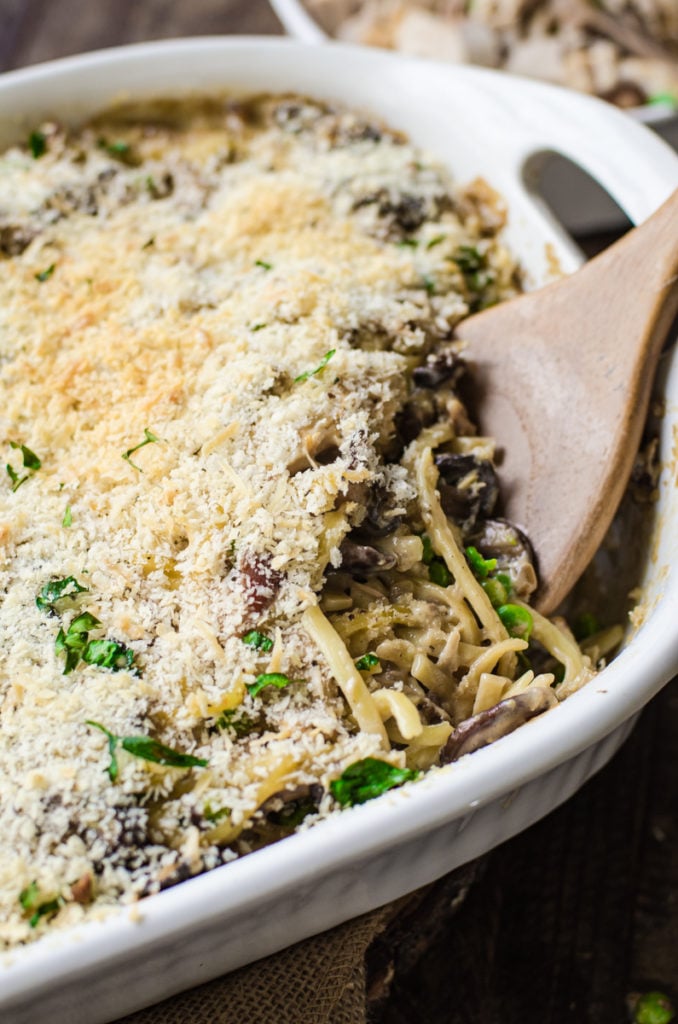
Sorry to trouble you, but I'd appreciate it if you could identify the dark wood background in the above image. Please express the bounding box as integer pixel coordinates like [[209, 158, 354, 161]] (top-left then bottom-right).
[[1, 2, 676, 1020]]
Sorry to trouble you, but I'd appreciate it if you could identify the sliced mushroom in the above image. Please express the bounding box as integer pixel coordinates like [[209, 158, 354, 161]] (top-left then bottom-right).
[[441, 686, 558, 763], [259, 783, 324, 827], [466, 517, 538, 598], [339, 539, 397, 575], [69, 872, 94, 905], [356, 482, 405, 537], [238, 551, 283, 616], [412, 348, 466, 390], [435, 453, 499, 525], [0, 222, 36, 257], [395, 389, 438, 444]]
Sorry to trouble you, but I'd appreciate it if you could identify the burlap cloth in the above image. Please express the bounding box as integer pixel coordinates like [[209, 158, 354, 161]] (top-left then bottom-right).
[[115, 863, 480, 1024]]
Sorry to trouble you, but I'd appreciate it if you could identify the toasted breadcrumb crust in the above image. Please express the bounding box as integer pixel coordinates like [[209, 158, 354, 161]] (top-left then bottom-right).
[[0, 94, 520, 947]]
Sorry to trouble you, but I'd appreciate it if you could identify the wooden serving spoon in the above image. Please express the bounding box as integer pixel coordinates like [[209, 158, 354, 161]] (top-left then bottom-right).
[[457, 187, 678, 615]]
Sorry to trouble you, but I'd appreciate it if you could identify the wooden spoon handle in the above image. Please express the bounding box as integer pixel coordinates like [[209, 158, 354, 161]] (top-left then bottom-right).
[[583, 188, 678, 381]]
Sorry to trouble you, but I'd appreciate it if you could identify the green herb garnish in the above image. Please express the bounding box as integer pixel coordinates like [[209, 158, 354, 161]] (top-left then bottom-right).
[[55, 612, 136, 675], [82, 638, 136, 671], [122, 428, 160, 472], [330, 758, 419, 807], [246, 672, 296, 698], [204, 803, 231, 823], [213, 709, 256, 737], [242, 629, 274, 653], [426, 234, 445, 250], [632, 992, 676, 1024], [497, 604, 533, 642], [19, 881, 40, 911], [35, 264, 55, 282], [466, 545, 498, 579], [86, 720, 208, 782], [255, 259, 273, 270], [36, 576, 88, 614], [28, 130, 47, 159], [97, 137, 137, 164], [454, 245, 483, 273], [19, 882, 63, 928], [6, 441, 42, 491], [355, 652, 380, 672], [397, 238, 418, 248], [428, 560, 451, 587], [142, 236, 155, 250], [422, 274, 436, 295], [294, 349, 336, 383], [10, 442, 41, 471], [251, 322, 267, 331], [62, 504, 72, 527], [56, 611, 101, 674]]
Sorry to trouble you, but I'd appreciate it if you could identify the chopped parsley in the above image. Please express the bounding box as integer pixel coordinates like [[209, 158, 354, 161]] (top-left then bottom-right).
[[426, 234, 446, 250], [28, 130, 47, 159], [330, 758, 419, 807], [255, 259, 273, 270], [454, 245, 483, 274], [204, 803, 231, 823], [294, 349, 336, 383], [251, 322, 267, 331], [97, 137, 137, 165], [36, 576, 88, 614], [82, 638, 136, 671], [19, 881, 39, 911], [86, 721, 208, 782], [355, 652, 380, 672], [62, 504, 73, 527], [497, 604, 533, 642], [242, 629, 274, 653], [19, 882, 64, 928], [422, 274, 436, 295], [122, 427, 160, 472], [35, 264, 56, 282], [142, 236, 155, 250], [453, 245, 494, 298], [246, 672, 297, 698], [6, 441, 42, 491], [55, 612, 136, 675], [397, 238, 418, 248], [213, 709, 256, 738]]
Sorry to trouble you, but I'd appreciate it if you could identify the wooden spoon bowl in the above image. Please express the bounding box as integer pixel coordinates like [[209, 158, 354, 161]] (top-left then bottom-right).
[[457, 189, 678, 614]]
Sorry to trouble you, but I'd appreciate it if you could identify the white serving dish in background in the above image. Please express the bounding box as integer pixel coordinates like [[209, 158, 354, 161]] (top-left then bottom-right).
[[0, 37, 677, 1024], [270, 0, 678, 232]]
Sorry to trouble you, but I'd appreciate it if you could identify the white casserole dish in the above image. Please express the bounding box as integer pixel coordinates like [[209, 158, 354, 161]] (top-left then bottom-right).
[[0, 36, 677, 1024]]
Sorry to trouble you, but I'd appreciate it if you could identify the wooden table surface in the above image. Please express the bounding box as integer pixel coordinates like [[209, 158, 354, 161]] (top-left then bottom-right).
[[1, 2, 676, 1021]]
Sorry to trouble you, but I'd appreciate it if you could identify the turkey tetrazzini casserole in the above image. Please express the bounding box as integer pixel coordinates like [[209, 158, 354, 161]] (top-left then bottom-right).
[[0, 94, 616, 945]]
